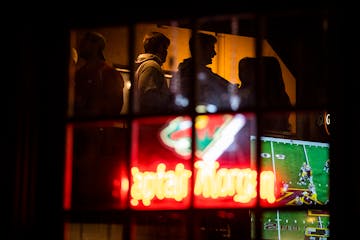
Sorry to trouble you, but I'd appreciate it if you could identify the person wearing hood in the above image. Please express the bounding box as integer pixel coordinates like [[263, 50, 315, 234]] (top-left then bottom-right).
[[170, 32, 240, 113], [134, 31, 172, 114]]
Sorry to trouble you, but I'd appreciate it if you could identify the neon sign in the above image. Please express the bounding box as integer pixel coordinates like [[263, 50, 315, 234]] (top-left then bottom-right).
[[194, 160, 257, 203], [130, 163, 192, 206], [130, 161, 276, 207], [129, 114, 277, 209]]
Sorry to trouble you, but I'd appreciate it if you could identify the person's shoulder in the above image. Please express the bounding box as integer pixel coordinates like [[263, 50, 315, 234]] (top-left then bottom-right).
[[101, 62, 116, 70], [140, 59, 162, 71], [102, 62, 119, 74], [102, 63, 124, 80], [212, 72, 234, 86]]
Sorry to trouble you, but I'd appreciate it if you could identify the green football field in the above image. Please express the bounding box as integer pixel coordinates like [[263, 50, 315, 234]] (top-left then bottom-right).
[[253, 136, 330, 206], [257, 209, 330, 239], [252, 136, 330, 239]]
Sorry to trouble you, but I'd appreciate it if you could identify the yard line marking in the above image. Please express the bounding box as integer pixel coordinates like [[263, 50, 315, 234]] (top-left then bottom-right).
[[271, 141, 277, 183]]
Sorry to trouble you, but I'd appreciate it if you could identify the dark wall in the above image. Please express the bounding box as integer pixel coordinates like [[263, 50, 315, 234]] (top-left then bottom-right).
[[6, 20, 68, 239]]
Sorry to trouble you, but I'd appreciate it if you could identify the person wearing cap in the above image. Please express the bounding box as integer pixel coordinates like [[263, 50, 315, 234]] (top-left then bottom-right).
[[74, 31, 124, 117]]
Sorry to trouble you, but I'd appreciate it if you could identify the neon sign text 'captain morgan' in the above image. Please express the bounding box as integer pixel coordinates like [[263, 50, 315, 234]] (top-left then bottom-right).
[[130, 161, 275, 206]]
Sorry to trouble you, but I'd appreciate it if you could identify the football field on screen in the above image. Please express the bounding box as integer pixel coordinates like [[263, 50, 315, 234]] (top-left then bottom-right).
[[253, 136, 330, 239], [257, 136, 330, 205], [260, 209, 330, 239]]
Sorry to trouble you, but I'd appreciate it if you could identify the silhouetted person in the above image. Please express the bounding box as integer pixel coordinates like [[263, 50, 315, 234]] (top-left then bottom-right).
[[72, 31, 126, 209], [74, 31, 124, 117], [238, 57, 257, 108], [238, 56, 292, 132], [134, 31, 172, 114], [171, 32, 240, 113]]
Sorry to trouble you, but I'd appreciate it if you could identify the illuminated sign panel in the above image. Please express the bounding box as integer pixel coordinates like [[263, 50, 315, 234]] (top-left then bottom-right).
[[130, 116, 193, 209], [130, 163, 192, 207], [130, 114, 258, 209]]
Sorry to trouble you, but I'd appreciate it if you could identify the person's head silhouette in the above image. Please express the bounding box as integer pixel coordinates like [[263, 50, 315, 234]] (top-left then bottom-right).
[[189, 32, 217, 66], [78, 31, 106, 61], [142, 31, 170, 65]]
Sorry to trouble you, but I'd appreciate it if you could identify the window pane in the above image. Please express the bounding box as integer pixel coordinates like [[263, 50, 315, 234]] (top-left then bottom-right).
[[68, 26, 129, 118], [132, 22, 188, 115], [67, 122, 128, 210], [130, 116, 193, 210], [193, 113, 257, 208], [63, 10, 334, 240], [64, 222, 124, 240], [171, 15, 259, 113]]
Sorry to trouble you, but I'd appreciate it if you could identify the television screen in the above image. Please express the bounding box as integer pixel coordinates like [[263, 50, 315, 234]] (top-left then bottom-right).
[[254, 136, 330, 207], [257, 209, 330, 239]]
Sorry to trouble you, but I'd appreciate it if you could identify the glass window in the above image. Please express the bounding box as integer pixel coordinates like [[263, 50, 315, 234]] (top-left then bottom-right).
[[64, 10, 332, 240]]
